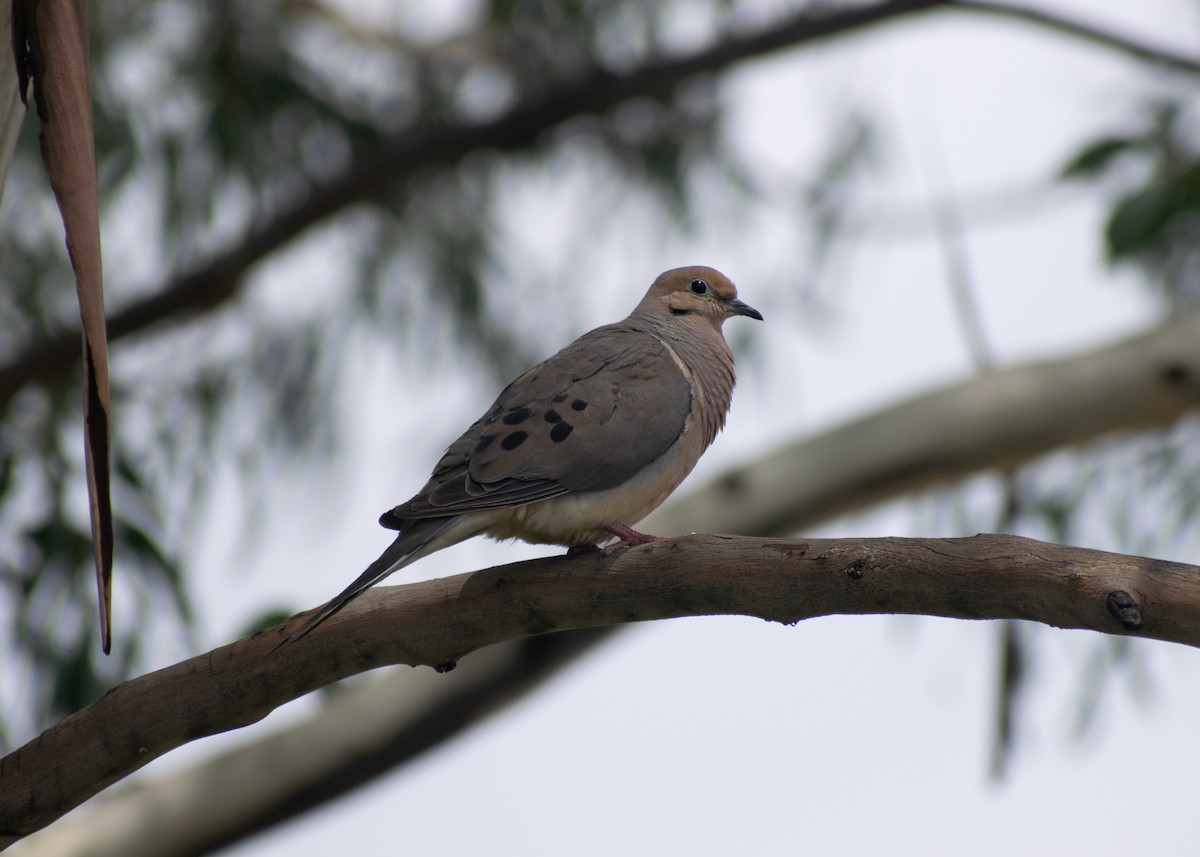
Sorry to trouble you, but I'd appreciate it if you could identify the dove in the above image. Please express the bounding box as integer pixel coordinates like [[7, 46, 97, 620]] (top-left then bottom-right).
[[286, 265, 761, 642]]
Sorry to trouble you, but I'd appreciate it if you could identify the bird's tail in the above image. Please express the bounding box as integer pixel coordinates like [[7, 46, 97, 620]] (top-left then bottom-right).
[[275, 517, 456, 648]]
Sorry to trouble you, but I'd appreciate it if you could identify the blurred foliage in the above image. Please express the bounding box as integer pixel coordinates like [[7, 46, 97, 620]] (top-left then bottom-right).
[[2, 0, 1198, 769], [1, 0, 836, 742], [918, 417, 1200, 776], [1061, 100, 1200, 308]]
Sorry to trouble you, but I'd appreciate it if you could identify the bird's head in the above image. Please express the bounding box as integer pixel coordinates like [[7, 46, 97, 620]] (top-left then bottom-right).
[[637, 266, 763, 331]]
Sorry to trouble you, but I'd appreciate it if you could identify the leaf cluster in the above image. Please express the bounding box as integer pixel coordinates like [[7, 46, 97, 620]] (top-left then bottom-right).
[[1062, 101, 1200, 307]]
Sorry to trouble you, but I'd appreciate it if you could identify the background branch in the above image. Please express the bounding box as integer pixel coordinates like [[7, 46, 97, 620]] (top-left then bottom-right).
[[652, 311, 1200, 536], [2, 0, 1195, 410], [0, 0, 942, 410], [954, 0, 1200, 76]]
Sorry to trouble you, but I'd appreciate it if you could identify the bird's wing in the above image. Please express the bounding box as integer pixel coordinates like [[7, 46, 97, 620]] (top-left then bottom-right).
[[383, 324, 692, 523]]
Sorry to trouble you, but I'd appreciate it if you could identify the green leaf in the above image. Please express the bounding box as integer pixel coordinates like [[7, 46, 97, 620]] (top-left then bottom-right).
[[1060, 135, 1139, 179], [1106, 164, 1200, 260], [1106, 184, 1175, 258]]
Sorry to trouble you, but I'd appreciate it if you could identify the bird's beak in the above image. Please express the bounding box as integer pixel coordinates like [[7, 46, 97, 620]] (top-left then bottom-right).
[[726, 298, 763, 321]]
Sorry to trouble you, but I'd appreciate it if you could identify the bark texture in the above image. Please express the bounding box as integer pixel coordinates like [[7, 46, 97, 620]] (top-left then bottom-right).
[[3, 533, 1198, 845]]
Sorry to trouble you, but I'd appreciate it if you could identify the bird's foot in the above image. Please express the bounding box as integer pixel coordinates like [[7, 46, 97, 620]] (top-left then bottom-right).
[[601, 523, 668, 556]]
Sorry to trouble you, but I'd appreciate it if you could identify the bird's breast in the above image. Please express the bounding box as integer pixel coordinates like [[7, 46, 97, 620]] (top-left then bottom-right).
[[480, 417, 706, 547]]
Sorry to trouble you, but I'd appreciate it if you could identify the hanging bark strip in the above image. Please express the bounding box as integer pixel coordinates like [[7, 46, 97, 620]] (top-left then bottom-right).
[[13, 0, 114, 652]]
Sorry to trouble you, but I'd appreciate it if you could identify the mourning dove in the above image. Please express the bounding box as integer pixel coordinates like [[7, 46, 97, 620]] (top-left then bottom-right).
[[287, 265, 761, 642]]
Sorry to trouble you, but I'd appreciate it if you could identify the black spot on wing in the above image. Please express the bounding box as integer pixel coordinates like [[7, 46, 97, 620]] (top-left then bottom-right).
[[571, 398, 588, 411], [502, 407, 531, 425], [552, 393, 568, 403], [550, 421, 573, 443], [544, 409, 562, 423], [501, 431, 529, 451], [475, 434, 497, 453]]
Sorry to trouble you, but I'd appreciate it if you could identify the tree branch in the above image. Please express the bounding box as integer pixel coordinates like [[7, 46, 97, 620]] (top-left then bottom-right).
[[5, 630, 615, 857], [0, 0, 943, 410], [953, 0, 1200, 76], [7, 1, 1200, 849], [3, 0, 1197, 409], [3, 532, 1197, 845], [14, 310, 1200, 857], [651, 311, 1200, 537]]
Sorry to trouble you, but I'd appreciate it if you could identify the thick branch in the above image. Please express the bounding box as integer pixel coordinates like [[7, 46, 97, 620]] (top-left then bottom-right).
[[7, 2, 1200, 849], [15, 312, 1200, 857], [5, 631, 614, 857], [3, 0, 1197, 408], [2, 533, 1198, 844]]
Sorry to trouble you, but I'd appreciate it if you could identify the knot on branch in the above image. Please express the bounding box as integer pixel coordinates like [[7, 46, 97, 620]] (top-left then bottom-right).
[[843, 553, 874, 580], [1105, 590, 1143, 631], [1160, 362, 1189, 386]]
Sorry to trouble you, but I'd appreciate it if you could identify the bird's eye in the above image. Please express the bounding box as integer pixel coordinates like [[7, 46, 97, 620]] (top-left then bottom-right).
[[689, 279, 709, 295]]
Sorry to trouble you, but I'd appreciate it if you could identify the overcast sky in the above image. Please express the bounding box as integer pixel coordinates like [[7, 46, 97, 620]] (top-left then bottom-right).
[[15, 1, 1200, 854]]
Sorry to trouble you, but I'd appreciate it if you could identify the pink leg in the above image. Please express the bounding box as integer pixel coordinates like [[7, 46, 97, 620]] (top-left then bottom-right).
[[601, 523, 669, 556]]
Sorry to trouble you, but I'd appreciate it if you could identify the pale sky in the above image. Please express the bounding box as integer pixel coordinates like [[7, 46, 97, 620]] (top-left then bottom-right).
[[14, 1, 1200, 855]]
